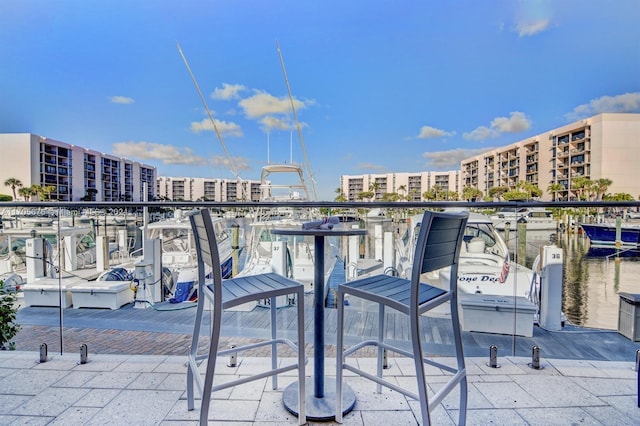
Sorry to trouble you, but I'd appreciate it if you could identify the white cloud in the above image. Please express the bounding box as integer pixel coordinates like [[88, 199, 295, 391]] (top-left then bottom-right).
[[239, 90, 307, 118], [417, 126, 455, 139], [464, 112, 531, 140], [516, 19, 550, 37], [211, 83, 246, 100], [211, 155, 251, 172], [566, 92, 640, 121], [423, 147, 498, 170], [112, 141, 208, 165], [463, 126, 498, 141], [260, 116, 294, 131], [110, 96, 134, 104], [190, 118, 243, 137], [491, 111, 531, 133]]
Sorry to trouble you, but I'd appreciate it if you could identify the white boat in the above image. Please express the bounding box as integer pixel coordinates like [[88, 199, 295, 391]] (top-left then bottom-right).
[[363, 208, 391, 223], [236, 163, 338, 305], [0, 223, 98, 277], [108, 210, 238, 302], [491, 207, 557, 231], [397, 211, 535, 298], [0, 207, 58, 229], [141, 209, 238, 301]]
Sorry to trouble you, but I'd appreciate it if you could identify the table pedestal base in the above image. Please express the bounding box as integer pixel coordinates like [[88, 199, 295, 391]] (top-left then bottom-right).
[[282, 378, 356, 421]]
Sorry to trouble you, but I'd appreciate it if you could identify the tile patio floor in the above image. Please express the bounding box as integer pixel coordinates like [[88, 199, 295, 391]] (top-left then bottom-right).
[[1, 351, 638, 425]]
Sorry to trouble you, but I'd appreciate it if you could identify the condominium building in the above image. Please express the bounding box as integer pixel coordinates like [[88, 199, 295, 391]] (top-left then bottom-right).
[[0, 133, 156, 202], [461, 113, 640, 201], [156, 176, 262, 202], [340, 171, 460, 201]]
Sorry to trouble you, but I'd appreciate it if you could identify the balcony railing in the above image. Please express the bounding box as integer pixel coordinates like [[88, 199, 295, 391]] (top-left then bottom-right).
[[5, 199, 640, 364]]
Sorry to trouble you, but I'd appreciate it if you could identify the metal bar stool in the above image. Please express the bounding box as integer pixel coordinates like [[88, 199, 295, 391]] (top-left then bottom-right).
[[186, 208, 306, 425], [336, 210, 469, 425]]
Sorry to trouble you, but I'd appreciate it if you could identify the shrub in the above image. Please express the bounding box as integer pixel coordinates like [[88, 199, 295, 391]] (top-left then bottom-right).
[[0, 280, 21, 350]]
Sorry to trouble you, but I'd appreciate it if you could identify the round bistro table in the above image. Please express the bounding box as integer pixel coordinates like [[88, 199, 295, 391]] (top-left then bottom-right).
[[271, 226, 367, 421]]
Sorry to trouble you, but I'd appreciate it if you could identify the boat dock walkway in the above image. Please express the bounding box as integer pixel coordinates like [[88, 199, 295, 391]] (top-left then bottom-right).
[[14, 292, 640, 362]]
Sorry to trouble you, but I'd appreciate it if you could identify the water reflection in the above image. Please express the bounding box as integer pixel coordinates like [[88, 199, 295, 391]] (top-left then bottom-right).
[[505, 228, 640, 330], [561, 233, 591, 327]]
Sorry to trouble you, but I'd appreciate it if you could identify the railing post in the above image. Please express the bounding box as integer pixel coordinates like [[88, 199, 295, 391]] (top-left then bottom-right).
[[228, 345, 237, 367], [487, 345, 500, 368], [231, 223, 240, 277], [80, 344, 88, 364], [636, 349, 640, 408], [529, 345, 542, 369], [39, 343, 48, 363]]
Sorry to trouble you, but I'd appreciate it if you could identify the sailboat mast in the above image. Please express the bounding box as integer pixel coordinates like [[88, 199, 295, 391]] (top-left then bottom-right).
[[176, 42, 246, 200], [276, 40, 318, 200]]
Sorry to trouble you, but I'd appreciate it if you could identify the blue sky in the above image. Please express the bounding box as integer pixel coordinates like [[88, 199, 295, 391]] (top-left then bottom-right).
[[1, 1, 639, 201]]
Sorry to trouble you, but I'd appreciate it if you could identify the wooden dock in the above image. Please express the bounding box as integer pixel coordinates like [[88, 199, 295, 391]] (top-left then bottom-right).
[[16, 291, 640, 362]]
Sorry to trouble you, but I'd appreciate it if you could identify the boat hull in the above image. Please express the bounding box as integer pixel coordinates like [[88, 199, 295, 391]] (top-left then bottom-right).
[[492, 219, 557, 231], [580, 223, 640, 249]]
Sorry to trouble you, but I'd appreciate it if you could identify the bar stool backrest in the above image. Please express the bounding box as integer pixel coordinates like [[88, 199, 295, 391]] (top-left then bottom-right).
[[410, 210, 469, 306], [190, 209, 224, 309]]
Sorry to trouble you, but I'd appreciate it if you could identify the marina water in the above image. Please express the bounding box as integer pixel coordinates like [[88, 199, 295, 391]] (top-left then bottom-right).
[[502, 229, 640, 330], [99, 213, 640, 332], [347, 219, 640, 332]]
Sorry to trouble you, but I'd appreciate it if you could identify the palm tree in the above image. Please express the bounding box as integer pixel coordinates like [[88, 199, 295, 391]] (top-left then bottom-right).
[[4, 178, 22, 200], [368, 182, 381, 202], [547, 182, 565, 201], [432, 185, 443, 201], [18, 186, 35, 201], [41, 185, 56, 200], [462, 186, 482, 201], [571, 177, 591, 201], [444, 190, 459, 201], [488, 186, 509, 201], [30, 185, 46, 201], [592, 178, 612, 200], [397, 185, 407, 201]]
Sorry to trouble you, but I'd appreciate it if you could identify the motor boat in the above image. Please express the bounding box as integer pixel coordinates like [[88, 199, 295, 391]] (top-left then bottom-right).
[[396, 211, 535, 298], [491, 207, 557, 231], [236, 163, 338, 306], [580, 222, 640, 256]]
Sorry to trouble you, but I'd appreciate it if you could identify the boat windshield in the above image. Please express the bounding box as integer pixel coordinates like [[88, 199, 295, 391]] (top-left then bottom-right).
[[463, 223, 497, 248], [150, 228, 192, 253], [529, 210, 552, 218], [77, 235, 96, 252], [151, 224, 227, 253]]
